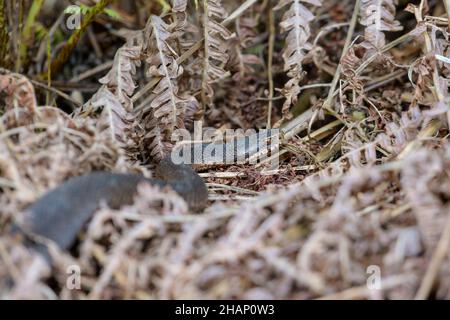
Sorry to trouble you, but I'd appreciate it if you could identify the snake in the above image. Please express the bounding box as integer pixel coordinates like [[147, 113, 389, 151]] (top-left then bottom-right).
[[14, 130, 278, 257]]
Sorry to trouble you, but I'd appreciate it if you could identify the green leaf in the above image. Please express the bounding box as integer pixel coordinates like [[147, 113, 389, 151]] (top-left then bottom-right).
[[103, 8, 121, 19], [64, 5, 81, 15], [79, 5, 91, 15]]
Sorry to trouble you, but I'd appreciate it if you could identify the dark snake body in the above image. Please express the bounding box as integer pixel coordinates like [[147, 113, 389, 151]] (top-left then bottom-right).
[[17, 131, 276, 255], [18, 158, 207, 253]]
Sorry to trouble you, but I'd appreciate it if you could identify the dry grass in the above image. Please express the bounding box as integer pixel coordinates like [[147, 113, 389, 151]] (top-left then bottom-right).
[[0, 0, 450, 299]]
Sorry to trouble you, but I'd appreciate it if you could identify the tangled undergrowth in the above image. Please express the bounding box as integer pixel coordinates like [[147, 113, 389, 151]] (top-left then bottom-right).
[[0, 0, 450, 299]]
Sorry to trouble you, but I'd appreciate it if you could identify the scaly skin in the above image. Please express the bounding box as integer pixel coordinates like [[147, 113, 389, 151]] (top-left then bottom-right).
[[17, 131, 276, 256], [19, 157, 207, 252]]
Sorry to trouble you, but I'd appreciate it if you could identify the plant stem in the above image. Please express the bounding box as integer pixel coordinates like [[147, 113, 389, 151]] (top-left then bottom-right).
[[267, 6, 275, 129], [0, 0, 8, 67], [19, 0, 44, 69], [41, 0, 113, 80], [323, 0, 360, 110]]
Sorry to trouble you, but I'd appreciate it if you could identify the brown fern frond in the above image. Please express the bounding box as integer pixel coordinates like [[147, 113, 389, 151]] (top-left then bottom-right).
[[146, 15, 183, 131], [80, 35, 144, 158], [360, 0, 403, 49], [275, 0, 322, 118], [171, 0, 188, 27], [140, 14, 199, 161], [0, 68, 37, 114], [228, 8, 264, 79], [201, 0, 233, 108], [171, 0, 187, 14], [99, 44, 142, 110], [340, 106, 425, 167], [143, 117, 174, 160], [401, 143, 450, 249], [91, 87, 132, 146], [341, 47, 364, 94]]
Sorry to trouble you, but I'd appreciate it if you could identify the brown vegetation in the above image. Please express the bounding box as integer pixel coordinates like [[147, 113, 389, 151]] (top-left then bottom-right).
[[0, 0, 450, 299]]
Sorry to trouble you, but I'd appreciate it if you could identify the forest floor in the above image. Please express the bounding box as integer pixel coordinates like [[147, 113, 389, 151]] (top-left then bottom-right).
[[0, 0, 450, 299]]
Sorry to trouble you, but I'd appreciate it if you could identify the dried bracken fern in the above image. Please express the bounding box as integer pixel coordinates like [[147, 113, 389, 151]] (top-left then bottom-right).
[[11, 142, 449, 298], [201, 0, 232, 108], [359, 0, 402, 49], [80, 35, 144, 160], [146, 16, 184, 132], [0, 68, 37, 114], [90, 88, 134, 148], [340, 47, 365, 102], [99, 44, 142, 111], [0, 99, 135, 228], [275, 0, 322, 119], [216, 9, 266, 129], [140, 13, 199, 161], [401, 144, 450, 249], [2, 0, 450, 301], [171, 0, 189, 26], [336, 106, 430, 169]]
